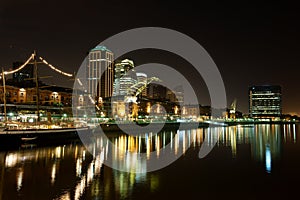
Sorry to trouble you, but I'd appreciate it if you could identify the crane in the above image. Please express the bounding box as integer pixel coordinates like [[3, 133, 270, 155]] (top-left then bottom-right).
[[229, 98, 237, 119], [230, 99, 237, 114]]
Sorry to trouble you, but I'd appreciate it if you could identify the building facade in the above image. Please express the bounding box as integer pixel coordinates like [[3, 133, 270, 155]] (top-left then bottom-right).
[[111, 59, 138, 120], [87, 45, 114, 100], [249, 85, 282, 119], [113, 59, 136, 96], [0, 86, 72, 106]]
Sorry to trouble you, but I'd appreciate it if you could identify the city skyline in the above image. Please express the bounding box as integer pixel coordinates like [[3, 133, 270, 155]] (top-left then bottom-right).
[[0, 1, 300, 115], [0, 45, 298, 118], [2, 52, 294, 121]]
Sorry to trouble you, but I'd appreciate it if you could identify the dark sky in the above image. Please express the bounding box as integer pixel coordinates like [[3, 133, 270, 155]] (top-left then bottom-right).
[[1, 0, 300, 115]]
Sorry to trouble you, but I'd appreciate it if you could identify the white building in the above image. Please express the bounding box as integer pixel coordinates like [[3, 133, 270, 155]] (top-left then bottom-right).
[[87, 45, 114, 100]]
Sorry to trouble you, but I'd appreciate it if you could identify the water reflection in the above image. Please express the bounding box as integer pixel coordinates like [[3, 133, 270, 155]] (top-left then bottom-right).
[[80, 128, 209, 173], [226, 124, 295, 173], [16, 168, 23, 191], [0, 124, 298, 199]]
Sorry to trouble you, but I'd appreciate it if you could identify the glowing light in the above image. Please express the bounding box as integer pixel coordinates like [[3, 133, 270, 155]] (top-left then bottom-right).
[[51, 163, 56, 184], [5, 153, 18, 167], [174, 106, 178, 115], [77, 78, 83, 86], [82, 150, 86, 161], [0, 54, 34, 76], [76, 158, 82, 177], [55, 147, 61, 158], [16, 168, 24, 191], [74, 175, 86, 200], [39, 57, 73, 77], [156, 104, 160, 113], [0, 53, 73, 79], [146, 134, 150, 159], [88, 95, 95, 104], [58, 192, 71, 200], [265, 145, 271, 173], [156, 135, 160, 157]]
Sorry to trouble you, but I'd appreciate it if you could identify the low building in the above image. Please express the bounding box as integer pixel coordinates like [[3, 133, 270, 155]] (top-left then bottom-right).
[[0, 85, 73, 106]]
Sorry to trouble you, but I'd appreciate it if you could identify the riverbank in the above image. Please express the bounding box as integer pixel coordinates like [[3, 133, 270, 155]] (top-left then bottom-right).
[[99, 120, 299, 132], [99, 121, 209, 133], [0, 120, 298, 150], [224, 120, 299, 126]]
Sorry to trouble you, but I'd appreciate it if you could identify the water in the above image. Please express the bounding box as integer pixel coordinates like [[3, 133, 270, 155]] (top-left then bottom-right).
[[0, 124, 299, 200]]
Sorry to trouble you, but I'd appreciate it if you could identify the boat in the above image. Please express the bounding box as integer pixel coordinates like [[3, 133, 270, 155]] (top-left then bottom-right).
[[21, 136, 38, 141], [0, 126, 89, 146], [0, 57, 89, 147]]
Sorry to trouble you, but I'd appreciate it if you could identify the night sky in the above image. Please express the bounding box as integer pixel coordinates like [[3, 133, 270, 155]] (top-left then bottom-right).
[[0, 0, 300, 115]]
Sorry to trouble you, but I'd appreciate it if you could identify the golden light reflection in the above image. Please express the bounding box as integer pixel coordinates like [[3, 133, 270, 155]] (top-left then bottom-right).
[[74, 175, 86, 200], [16, 168, 23, 191], [230, 127, 237, 157], [55, 147, 61, 159], [76, 158, 82, 177], [147, 135, 151, 159], [57, 192, 71, 200], [73, 151, 103, 200], [175, 132, 179, 155], [5, 153, 18, 168], [182, 131, 186, 154], [51, 163, 56, 185], [82, 150, 86, 161], [1, 124, 297, 200], [156, 135, 160, 157]]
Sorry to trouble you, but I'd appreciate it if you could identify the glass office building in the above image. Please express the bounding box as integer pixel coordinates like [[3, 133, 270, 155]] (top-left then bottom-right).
[[113, 59, 136, 96], [249, 85, 282, 119]]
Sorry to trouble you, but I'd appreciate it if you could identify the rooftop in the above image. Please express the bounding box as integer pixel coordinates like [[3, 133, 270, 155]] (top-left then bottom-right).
[[90, 45, 112, 52]]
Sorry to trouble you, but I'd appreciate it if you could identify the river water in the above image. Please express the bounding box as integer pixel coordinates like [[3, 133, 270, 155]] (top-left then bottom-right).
[[0, 124, 299, 200]]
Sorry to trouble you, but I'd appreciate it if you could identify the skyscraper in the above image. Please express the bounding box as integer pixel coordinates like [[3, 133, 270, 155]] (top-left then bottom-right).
[[113, 59, 136, 96], [249, 85, 282, 119], [112, 59, 138, 120], [87, 45, 114, 99]]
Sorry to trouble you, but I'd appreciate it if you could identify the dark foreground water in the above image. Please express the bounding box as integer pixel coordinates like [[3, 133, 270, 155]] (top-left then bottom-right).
[[0, 124, 299, 200]]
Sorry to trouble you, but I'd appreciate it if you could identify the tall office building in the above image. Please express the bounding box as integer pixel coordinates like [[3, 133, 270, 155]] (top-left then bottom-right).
[[113, 59, 136, 96], [249, 85, 282, 118], [112, 59, 138, 120], [87, 45, 114, 99]]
